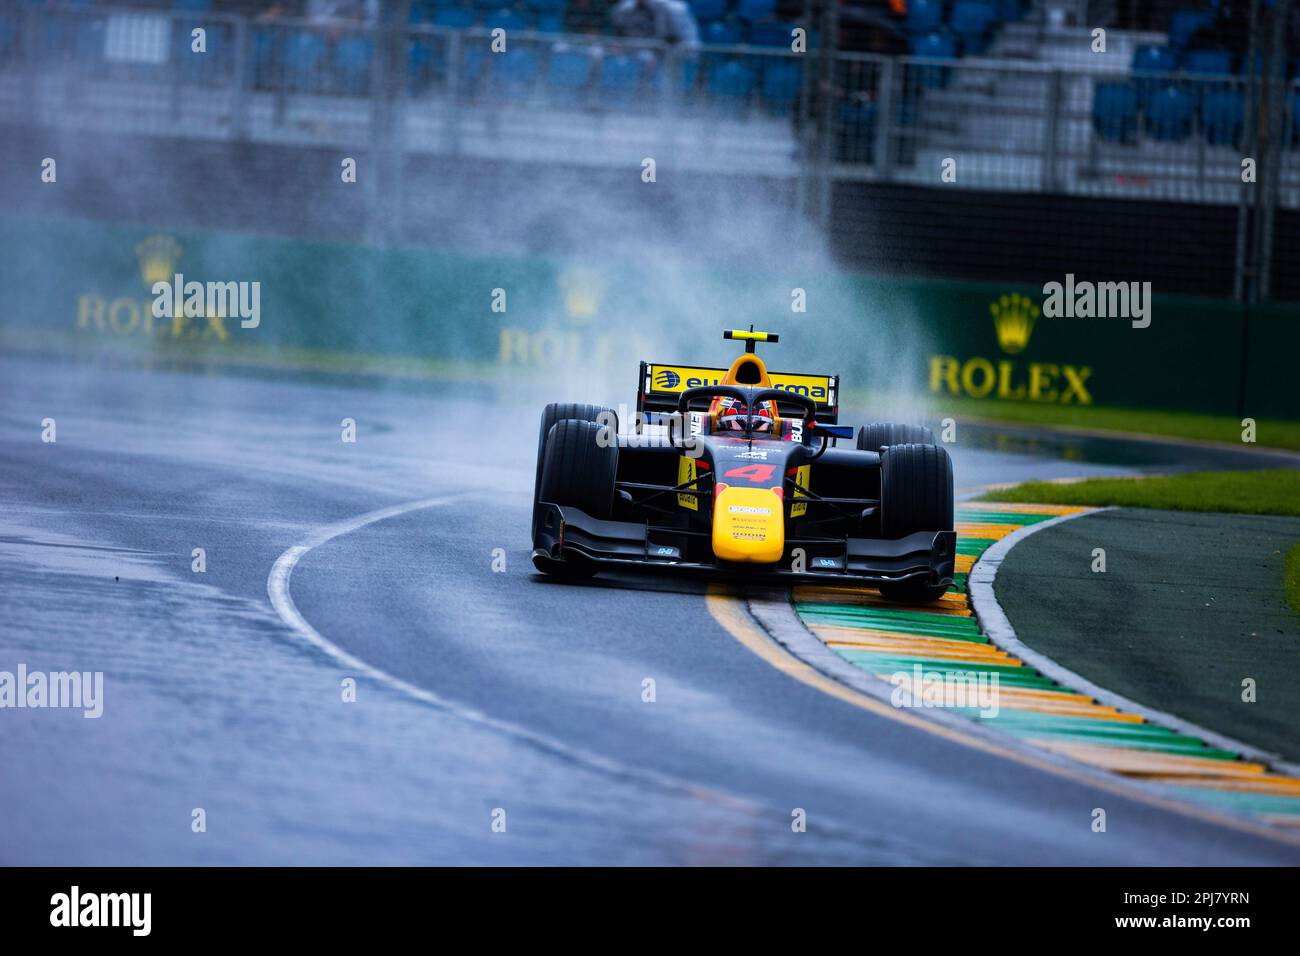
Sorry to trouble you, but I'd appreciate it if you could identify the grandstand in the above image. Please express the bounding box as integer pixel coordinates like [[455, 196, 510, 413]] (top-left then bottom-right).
[[1, 0, 1295, 297]]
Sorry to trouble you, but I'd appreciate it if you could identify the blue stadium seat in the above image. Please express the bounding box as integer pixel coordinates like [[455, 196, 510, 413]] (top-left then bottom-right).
[[600, 54, 643, 108], [1167, 8, 1213, 50], [689, 0, 729, 23], [906, 0, 944, 35], [284, 32, 328, 92], [1144, 84, 1193, 140], [950, 0, 996, 56], [550, 50, 593, 85], [547, 49, 592, 103], [408, 2, 436, 23], [910, 31, 956, 87], [703, 19, 743, 44], [252, 29, 280, 88], [526, 0, 569, 12], [736, 0, 777, 22], [997, 0, 1024, 21], [708, 59, 756, 112], [1132, 44, 1176, 74], [1183, 48, 1232, 77], [172, 0, 213, 10], [492, 46, 540, 96], [1201, 89, 1243, 145], [334, 35, 373, 95], [461, 44, 488, 85], [486, 8, 528, 32], [760, 58, 801, 113], [680, 57, 701, 95], [1132, 44, 1175, 109], [535, 14, 566, 31], [433, 7, 477, 28], [1092, 81, 1137, 142], [910, 30, 956, 57], [748, 21, 796, 47], [408, 37, 438, 92], [1183, 48, 1233, 105]]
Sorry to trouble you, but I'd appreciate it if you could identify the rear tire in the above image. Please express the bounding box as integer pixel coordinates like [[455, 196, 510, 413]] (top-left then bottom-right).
[[878, 442, 953, 603], [534, 420, 618, 577], [533, 403, 615, 534], [856, 422, 936, 451]]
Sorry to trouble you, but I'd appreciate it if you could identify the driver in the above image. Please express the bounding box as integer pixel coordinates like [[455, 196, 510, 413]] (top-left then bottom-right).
[[709, 395, 779, 434]]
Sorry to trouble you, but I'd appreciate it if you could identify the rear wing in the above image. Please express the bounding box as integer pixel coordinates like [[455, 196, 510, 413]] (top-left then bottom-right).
[[637, 362, 840, 424]]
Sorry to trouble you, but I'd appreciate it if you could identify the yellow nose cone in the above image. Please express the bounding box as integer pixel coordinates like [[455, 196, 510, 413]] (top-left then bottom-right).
[[713, 486, 785, 563]]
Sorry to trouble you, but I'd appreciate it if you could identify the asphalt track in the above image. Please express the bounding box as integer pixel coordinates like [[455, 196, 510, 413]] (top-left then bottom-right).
[[3, 352, 1300, 865]]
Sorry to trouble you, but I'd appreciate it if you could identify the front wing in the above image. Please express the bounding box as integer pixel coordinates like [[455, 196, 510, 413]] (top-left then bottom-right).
[[532, 502, 956, 588]]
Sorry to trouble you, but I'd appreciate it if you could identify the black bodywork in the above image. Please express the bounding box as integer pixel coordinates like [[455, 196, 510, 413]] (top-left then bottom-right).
[[533, 380, 957, 590]]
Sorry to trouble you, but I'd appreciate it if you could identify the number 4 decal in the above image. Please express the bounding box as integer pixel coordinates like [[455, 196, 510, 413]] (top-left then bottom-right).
[[723, 464, 777, 483]]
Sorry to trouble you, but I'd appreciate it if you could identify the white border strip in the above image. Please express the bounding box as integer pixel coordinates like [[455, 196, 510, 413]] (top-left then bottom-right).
[[969, 506, 1300, 777]]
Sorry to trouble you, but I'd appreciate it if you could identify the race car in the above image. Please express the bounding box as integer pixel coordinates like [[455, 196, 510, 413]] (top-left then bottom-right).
[[531, 328, 956, 602]]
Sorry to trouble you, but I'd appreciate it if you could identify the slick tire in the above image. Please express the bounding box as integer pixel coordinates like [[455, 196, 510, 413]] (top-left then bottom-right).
[[534, 420, 619, 578], [533, 403, 616, 535], [878, 442, 954, 604], [855, 422, 936, 451]]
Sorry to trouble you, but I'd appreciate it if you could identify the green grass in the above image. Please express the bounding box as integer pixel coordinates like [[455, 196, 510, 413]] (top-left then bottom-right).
[[1286, 542, 1300, 616], [845, 387, 1300, 452], [931, 395, 1300, 452], [979, 468, 1300, 517]]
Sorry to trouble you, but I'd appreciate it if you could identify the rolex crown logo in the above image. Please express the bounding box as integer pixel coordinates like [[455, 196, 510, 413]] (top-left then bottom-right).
[[558, 267, 602, 324], [990, 293, 1039, 355], [135, 235, 182, 288]]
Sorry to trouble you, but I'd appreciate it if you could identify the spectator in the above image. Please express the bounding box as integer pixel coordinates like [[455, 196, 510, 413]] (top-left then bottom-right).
[[1186, 0, 1250, 59], [566, 0, 616, 36], [610, 0, 700, 50]]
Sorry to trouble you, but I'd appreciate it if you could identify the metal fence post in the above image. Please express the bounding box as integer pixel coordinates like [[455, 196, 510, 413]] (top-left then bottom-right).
[[1041, 69, 1064, 192], [445, 30, 463, 158], [873, 57, 896, 182], [794, 19, 815, 223], [1256, 0, 1291, 301], [230, 16, 249, 141], [1233, 0, 1263, 301]]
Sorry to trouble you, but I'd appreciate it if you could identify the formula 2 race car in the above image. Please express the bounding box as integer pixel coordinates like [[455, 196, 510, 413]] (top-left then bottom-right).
[[531, 328, 956, 602]]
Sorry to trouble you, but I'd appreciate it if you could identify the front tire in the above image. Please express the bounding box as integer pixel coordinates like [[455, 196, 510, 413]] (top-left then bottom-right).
[[878, 442, 953, 603], [533, 419, 619, 576], [533, 403, 615, 535]]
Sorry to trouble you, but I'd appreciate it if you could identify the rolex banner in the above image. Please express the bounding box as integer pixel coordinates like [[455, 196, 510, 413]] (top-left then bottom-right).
[[1, 214, 1296, 420]]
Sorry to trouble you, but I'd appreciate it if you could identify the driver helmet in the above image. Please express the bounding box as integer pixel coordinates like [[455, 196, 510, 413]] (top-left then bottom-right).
[[710, 395, 778, 433]]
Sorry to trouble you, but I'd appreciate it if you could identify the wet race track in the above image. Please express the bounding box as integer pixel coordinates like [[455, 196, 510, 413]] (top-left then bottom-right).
[[3, 353, 1299, 865]]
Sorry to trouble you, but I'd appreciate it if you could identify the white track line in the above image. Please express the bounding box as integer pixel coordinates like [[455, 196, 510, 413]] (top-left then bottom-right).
[[265, 495, 751, 801]]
